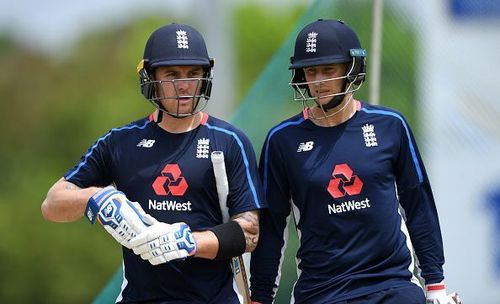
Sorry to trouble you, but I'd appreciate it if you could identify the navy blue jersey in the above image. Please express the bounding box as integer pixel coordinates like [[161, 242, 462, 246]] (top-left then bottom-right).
[[250, 101, 444, 303], [65, 112, 265, 304]]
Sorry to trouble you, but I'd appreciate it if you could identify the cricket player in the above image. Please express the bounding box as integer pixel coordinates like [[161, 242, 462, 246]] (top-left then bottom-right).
[[249, 19, 461, 304], [41, 23, 265, 303]]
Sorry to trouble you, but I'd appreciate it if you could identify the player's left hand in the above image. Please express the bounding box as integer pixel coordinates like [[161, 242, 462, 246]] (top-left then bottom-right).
[[129, 222, 197, 265], [426, 282, 462, 304], [85, 186, 156, 249]]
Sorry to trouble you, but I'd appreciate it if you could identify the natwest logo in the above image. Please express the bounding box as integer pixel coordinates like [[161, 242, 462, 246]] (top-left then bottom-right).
[[327, 163, 363, 198], [152, 164, 188, 196]]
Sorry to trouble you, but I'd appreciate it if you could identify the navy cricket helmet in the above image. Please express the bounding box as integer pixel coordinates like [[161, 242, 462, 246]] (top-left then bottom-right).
[[290, 19, 366, 84], [137, 23, 214, 118], [289, 19, 367, 114]]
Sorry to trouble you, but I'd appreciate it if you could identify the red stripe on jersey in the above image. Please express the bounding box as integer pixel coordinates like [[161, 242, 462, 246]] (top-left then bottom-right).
[[302, 108, 309, 120], [149, 113, 155, 122], [355, 100, 362, 111], [200, 112, 209, 125]]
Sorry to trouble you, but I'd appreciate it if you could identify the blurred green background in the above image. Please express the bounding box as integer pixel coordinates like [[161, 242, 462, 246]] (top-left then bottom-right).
[[0, 0, 417, 303]]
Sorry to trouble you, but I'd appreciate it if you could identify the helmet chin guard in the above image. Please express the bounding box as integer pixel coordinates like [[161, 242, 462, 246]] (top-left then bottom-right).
[[143, 76, 211, 118]]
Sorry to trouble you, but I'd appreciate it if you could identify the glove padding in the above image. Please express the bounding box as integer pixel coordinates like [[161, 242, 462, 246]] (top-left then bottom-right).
[[85, 186, 154, 248], [426, 282, 462, 304], [130, 221, 197, 265]]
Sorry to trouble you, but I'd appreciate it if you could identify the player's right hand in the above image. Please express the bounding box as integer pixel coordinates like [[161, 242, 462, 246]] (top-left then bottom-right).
[[426, 293, 461, 304], [85, 186, 156, 248], [129, 221, 197, 265], [425, 282, 462, 304]]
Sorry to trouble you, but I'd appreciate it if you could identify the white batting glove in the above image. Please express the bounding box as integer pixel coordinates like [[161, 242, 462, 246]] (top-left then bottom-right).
[[426, 282, 462, 304], [129, 222, 197, 265], [85, 186, 156, 248]]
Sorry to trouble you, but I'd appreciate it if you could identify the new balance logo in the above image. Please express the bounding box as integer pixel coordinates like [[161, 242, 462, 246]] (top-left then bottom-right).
[[297, 141, 314, 152], [362, 124, 378, 147], [137, 139, 155, 148], [86, 209, 94, 222]]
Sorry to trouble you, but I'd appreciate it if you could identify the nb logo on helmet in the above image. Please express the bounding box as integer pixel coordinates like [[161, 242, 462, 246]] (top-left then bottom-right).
[[306, 32, 318, 53], [176, 30, 189, 49]]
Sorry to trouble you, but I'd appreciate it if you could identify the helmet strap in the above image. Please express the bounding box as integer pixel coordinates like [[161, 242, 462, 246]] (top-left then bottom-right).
[[156, 109, 163, 123], [318, 80, 348, 111], [321, 94, 344, 111]]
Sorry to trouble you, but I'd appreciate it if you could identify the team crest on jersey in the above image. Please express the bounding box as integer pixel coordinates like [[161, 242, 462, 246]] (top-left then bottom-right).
[[152, 164, 188, 196], [196, 138, 210, 158], [176, 30, 189, 49], [306, 32, 318, 52], [362, 124, 378, 147]]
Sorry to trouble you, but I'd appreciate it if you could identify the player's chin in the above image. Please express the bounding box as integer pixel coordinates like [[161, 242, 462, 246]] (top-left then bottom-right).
[[178, 101, 196, 111], [177, 98, 195, 106], [162, 99, 192, 111], [315, 96, 332, 105]]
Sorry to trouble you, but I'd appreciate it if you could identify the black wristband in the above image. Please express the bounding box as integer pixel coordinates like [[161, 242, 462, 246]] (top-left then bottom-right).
[[209, 220, 246, 260]]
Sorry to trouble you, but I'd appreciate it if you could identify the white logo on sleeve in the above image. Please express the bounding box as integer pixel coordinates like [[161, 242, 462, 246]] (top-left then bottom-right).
[[176, 30, 189, 49], [196, 138, 210, 158], [297, 141, 314, 152], [362, 124, 378, 147], [137, 139, 155, 148]]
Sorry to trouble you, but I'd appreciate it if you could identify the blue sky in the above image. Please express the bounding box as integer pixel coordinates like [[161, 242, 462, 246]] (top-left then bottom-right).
[[0, 0, 191, 53], [0, 0, 308, 54]]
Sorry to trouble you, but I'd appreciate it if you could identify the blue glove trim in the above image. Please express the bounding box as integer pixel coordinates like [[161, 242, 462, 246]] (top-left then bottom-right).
[[125, 200, 151, 227], [175, 223, 197, 254], [92, 187, 116, 202], [85, 197, 100, 224], [84, 187, 118, 224], [97, 198, 123, 228]]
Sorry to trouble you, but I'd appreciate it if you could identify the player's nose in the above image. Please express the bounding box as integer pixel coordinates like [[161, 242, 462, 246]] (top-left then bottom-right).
[[175, 79, 192, 92]]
